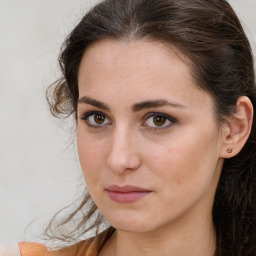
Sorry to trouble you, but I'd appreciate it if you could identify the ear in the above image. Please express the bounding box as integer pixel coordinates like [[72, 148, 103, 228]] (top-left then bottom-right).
[[220, 96, 253, 158]]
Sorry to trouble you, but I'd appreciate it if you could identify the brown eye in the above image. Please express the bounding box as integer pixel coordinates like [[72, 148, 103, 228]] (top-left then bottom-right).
[[153, 116, 167, 126], [94, 114, 105, 124], [142, 113, 176, 130], [83, 112, 111, 127]]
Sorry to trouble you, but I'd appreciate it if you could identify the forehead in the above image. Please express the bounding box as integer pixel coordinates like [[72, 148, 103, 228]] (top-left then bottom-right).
[[77, 39, 213, 113], [78, 39, 191, 84]]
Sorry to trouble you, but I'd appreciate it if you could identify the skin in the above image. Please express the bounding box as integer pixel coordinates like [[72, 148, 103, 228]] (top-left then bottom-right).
[[76, 39, 252, 256]]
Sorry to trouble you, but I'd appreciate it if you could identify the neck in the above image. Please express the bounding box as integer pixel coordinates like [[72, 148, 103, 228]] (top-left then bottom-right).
[[117, 219, 215, 256], [102, 209, 216, 256]]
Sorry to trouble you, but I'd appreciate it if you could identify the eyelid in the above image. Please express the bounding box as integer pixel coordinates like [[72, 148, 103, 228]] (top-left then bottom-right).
[[79, 111, 103, 120], [79, 111, 176, 130], [142, 112, 177, 130], [143, 112, 177, 123], [79, 111, 112, 128]]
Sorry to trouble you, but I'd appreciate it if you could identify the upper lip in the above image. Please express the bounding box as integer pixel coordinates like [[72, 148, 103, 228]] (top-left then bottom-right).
[[106, 185, 151, 192]]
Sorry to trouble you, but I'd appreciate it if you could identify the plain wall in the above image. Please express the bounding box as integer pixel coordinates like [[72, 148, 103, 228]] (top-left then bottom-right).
[[0, 0, 255, 244]]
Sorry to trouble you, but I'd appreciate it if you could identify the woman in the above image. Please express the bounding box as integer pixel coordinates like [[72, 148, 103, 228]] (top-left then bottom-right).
[[3, 0, 256, 255]]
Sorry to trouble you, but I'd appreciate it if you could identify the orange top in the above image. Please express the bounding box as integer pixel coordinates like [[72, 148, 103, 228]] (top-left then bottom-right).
[[18, 239, 97, 256], [19, 243, 52, 256], [18, 228, 115, 256]]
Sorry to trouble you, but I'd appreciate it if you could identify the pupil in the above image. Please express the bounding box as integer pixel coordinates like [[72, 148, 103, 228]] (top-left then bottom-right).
[[94, 114, 105, 124], [153, 116, 166, 126]]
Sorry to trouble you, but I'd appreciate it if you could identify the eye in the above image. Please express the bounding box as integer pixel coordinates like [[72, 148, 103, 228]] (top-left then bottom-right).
[[142, 112, 176, 130], [80, 111, 111, 128]]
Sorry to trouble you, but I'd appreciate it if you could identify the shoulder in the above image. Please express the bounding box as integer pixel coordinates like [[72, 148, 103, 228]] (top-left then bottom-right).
[[18, 242, 81, 256], [17, 240, 97, 256], [0, 241, 94, 256], [0, 227, 115, 256], [0, 240, 96, 256], [0, 243, 59, 256], [18, 242, 54, 256]]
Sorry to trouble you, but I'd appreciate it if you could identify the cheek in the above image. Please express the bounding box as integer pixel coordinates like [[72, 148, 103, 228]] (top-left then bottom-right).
[[144, 145, 196, 189], [143, 127, 220, 195], [77, 131, 107, 182]]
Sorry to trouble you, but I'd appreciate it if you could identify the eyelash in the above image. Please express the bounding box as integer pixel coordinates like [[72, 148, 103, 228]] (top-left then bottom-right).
[[80, 111, 112, 128], [79, 111, 177, 131], [142, 112, 176, 131]]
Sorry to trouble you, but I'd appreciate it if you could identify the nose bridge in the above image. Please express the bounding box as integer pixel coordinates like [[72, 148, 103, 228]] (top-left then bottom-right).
[[107, 124, 141, 173]]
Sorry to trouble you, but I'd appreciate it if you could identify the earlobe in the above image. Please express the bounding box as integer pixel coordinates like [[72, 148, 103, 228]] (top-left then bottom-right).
[[220, 96, 253, 158]]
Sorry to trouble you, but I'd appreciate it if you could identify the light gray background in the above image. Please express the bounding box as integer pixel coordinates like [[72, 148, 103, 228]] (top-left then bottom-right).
[[0, 0, 255, 244]]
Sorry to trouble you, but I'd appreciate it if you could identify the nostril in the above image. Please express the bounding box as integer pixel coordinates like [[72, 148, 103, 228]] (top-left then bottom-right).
[[106, 149, 141, 174], [106, 129, 142, 173]]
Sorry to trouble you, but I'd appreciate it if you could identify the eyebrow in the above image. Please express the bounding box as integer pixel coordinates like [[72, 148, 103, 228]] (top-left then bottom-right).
[[132, 99, 187, 112], [77, 96, 110, 111], [77, 96, 187, 112]]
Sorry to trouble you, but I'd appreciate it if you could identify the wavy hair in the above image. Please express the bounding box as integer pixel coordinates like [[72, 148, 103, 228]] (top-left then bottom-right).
[[46, 0, 256, 255]]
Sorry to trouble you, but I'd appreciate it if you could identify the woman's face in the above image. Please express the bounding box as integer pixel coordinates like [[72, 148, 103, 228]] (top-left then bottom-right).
[[77, 39, 225, 233]]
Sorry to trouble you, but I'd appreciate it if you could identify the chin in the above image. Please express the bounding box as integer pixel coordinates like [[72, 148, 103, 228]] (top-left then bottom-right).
[[104, 212, 157, 233], [111, 222, 153, 233]]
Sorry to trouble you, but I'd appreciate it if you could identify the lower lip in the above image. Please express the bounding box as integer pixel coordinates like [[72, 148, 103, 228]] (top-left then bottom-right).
[[107, 191, 151, 203]]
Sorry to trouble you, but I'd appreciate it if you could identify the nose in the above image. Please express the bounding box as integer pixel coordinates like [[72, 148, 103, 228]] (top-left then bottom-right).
[[106, 126, 142, 174]]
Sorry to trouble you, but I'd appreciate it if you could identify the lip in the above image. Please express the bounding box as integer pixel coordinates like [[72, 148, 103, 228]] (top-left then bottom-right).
[[106, 185, 152, 203]]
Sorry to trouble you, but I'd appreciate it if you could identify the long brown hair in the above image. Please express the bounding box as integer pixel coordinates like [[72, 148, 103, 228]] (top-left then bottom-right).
[[46, 0, 256, 255]]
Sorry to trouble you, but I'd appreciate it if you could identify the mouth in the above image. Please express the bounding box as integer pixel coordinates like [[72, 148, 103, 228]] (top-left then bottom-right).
[[105, 185, 152, 203]]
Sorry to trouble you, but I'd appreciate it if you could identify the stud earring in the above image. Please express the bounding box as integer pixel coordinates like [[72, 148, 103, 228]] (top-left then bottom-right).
[[227, 148, 233, 153]]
